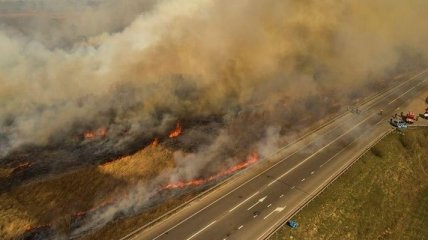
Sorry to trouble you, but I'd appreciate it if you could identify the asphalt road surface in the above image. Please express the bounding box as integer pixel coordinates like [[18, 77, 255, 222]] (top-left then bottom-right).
[[122, 70, 428, 240]]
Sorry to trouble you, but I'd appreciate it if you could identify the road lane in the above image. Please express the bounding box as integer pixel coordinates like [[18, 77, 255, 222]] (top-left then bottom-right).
[[125, 70, 428, 240]]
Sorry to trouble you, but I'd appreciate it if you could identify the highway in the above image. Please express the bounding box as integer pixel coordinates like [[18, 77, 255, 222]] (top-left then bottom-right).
[[121, 70, 428, 240]]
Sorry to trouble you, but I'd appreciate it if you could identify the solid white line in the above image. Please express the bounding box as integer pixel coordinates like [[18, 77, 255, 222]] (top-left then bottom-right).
[[186, 220, 217, 240], [268, 112, 375, 186], [388, 77, 427, 105], [229, 191, 259, 213], [364, 69, 428, 111], [267, 204, 272, 208], [319, 147, 347, 168], [257, 130, 394, 240], [388, 85, 417, 104], [238, 225, 244, 230], [319, 127, 369, 168], [146, 71, 428, 240], [150, 149, 301, 240]]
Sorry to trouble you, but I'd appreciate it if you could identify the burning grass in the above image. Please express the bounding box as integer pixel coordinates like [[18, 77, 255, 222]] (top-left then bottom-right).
[[162, 152, 259, 190], [0, 139, 259, 239]]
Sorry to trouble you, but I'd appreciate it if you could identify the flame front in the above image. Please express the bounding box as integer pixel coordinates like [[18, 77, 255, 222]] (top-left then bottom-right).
[[169, 122, 182, 138], [163, 152, 259, 190], [84, 127, 108, 140]]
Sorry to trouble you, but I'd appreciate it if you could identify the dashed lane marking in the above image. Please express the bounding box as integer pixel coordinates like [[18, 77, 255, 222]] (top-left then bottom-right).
[[186, 220, 217, 240], [229, 191, 259, 213]]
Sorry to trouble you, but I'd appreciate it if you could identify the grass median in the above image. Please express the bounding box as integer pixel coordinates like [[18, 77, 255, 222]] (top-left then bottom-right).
[[271, 127, 428, 240]]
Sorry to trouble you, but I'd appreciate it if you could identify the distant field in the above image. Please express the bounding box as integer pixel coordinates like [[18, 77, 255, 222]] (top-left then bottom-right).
[[271, 127, 428, 240]]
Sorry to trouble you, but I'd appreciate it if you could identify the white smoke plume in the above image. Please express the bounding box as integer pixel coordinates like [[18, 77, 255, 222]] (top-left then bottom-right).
[[1, 0, 427, 159], [2, 0, 428, 236]]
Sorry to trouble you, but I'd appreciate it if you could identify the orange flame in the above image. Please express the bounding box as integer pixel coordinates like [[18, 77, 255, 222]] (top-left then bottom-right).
[[24, 224, 51, 232], [169, 122, 182, 138], [36, 154, 259, 229], [84, 127, 108, 140], [163, 152, 259, 190], [72, 199, 115, 218], [151, 138, 159, 147]]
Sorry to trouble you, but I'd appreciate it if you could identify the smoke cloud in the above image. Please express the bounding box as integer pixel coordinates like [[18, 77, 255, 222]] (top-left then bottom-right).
[[1, 0, 428, 235], [1, 0, 427, 159]]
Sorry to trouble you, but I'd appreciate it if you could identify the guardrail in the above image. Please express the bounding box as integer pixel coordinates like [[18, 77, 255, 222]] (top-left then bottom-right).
[[262, 128, 396, 239], [119, 70, 427, 240]]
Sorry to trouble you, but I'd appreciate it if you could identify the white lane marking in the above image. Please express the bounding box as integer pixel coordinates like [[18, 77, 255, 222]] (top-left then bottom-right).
[[319, 147, 348, 168], [186, 220, 217, 240], [364, 70, 428, 111], [311, 171, 315, 175], [388, 77, 427, 105], [268, 112, 376, 187], [388, 85, 417, 104], [319, 125, 369, 168], [263, 207, 286, 220], [147, 71, 428, 240], [267, 204, 272, 208], [280, 194, 284, 198], [301, 178, 305, 182], [256, 75, 428, 240], [257, 129, 397, 240], [247, 196, 267, 210], [238, 225, 244, 230], [150, 150, 304, 240], [291, 186, 296, 189], [229, 191, 259, 213]]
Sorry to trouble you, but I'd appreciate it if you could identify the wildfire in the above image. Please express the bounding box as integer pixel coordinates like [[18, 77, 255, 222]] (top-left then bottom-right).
[[12, 162, 32, 174], [72, 199, 115, 218], [27, 153, 258, 233], [24, 225, 51, 233], [163, 152, 259, 190], [169, 122, 182, 138], [151, 138, 159, 147], [84, 127, 108, 140]]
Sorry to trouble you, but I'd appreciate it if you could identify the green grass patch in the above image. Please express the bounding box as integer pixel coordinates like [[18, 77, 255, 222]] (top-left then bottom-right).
[[271, 127, 428, 240]]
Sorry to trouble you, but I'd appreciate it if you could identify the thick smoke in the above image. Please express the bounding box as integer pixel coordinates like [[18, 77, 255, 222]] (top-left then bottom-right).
[[1, 0, 428, 159], [2, 0, 428, 235]]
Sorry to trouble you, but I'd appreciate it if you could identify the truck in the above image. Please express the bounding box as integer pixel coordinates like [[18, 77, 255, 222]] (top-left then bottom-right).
[[403, 112, 416, 124]]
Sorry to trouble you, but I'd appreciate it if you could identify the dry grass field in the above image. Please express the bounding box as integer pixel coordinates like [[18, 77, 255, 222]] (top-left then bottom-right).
[[0, 145, 175, 239]]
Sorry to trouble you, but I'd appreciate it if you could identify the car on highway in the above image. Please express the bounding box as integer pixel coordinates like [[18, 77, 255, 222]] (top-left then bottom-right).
[[390, 118, 408, 129]]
